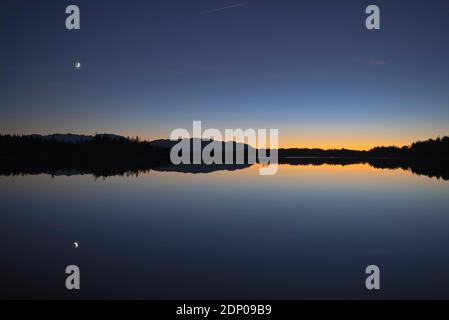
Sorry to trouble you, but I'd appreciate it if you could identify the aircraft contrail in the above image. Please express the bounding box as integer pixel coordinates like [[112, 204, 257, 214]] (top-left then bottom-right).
[[189, 3, 248, 16]]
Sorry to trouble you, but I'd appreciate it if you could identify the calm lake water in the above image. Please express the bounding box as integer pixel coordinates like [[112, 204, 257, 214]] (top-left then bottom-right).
[[1, 163, 449, 299]]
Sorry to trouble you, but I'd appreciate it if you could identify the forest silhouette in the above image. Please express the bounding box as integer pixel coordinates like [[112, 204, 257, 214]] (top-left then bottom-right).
[[0, 134, 448, 179]]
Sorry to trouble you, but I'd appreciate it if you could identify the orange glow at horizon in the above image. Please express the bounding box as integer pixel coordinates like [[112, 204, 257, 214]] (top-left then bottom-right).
[[129, 124, 443, 150], [277, 133, 427, 150], [19, 127, 442, 152], [277, 138, 402, 150], [136, 133, 416, 151], [127, 132, 422, 151]]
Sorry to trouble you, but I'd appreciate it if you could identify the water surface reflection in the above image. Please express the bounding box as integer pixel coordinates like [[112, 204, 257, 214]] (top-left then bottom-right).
[[1, 163, 448, 299]]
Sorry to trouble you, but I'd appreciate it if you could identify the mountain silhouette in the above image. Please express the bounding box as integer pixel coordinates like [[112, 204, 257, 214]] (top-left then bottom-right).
[[148, 138, 256, 152], [29, 133, 128, 143]]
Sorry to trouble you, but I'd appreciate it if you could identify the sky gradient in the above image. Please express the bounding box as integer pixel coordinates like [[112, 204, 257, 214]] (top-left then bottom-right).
[[1, 0, 449, 149]]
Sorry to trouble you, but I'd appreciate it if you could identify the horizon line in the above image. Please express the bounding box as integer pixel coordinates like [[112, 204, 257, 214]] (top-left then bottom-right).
[[2, 132, 448, 152]]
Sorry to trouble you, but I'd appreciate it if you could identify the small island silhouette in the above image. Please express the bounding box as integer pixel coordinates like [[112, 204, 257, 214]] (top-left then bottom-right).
[[0, 134, 448, 179]]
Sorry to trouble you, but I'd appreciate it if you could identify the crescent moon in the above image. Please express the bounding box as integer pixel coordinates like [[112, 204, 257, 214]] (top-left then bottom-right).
[[73, 241, 79, 248]]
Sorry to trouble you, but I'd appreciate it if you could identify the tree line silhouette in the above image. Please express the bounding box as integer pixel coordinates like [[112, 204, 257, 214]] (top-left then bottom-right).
[[2, 134, 448, 158], [0, 134, 448, 179], [0, 134, 170, 160], [277, 136, 449, 158]]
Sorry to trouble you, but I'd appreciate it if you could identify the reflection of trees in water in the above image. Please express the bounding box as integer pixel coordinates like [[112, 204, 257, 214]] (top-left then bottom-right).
[[0, 158, 252, 178], [368, 159, 449, 181], [278, 158, 449, 181], [0, 157, 447, 180]]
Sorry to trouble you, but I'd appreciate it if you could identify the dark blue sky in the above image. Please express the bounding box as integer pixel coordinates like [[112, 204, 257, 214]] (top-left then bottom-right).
[[1, 0, 449, 148]]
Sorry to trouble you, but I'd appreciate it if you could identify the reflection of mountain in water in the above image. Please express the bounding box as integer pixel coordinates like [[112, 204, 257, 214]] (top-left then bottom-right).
[[153, 164, 251, 174]]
